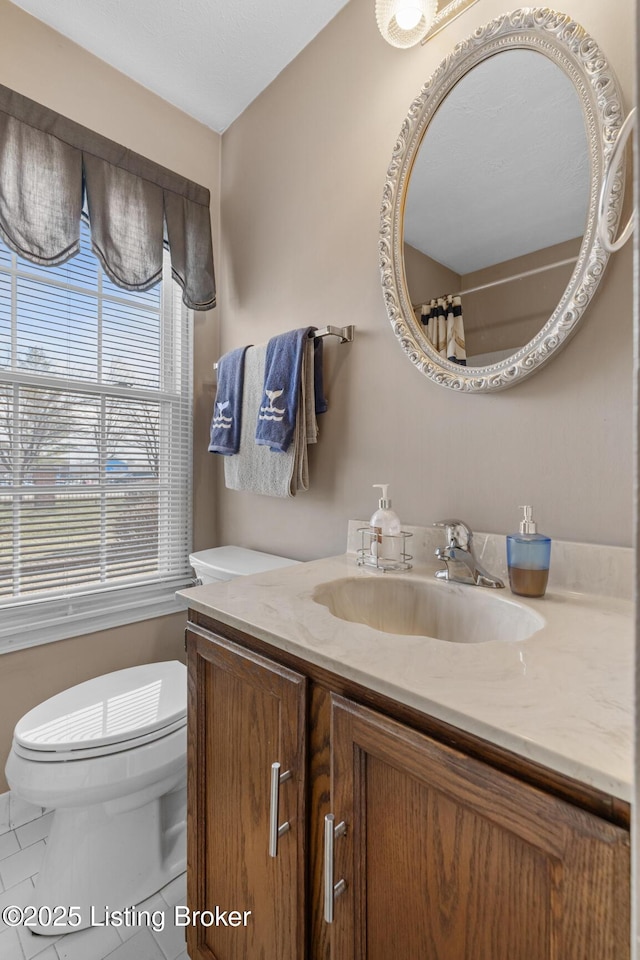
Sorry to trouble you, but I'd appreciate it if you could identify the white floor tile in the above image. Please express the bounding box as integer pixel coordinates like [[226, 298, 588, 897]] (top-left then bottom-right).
[[103, 928, 165, 960], [0, 841, 45, 890], [0, 927, 24, 960], [55, 924, 121, 960], [158, 874, 185, 911], [0, 831, 19, 862], [26, 949, 57, 960], [9, 797, 42, 832], [136, 892, 166, 914], [0, 878, 35, 934], [16, 924, 60, 960], [113, 923, 137, 945], [112, 894, 165, 945], [150, 916, 185, 960], [15, 815, 54, 851], [0, 809, 188, 960], [0, 795, 10, 837]]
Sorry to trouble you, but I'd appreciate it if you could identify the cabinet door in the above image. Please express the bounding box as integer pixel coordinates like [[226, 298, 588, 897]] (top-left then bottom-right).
[[329, 695, 629, 960], [186, 627, 307, 960]]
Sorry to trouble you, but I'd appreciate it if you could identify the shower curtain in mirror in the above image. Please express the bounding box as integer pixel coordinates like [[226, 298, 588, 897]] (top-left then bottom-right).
[[416, 295, 466, 365]]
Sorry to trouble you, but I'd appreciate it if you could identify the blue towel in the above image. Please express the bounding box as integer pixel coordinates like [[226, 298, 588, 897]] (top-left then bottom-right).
[[256, 327, 321, 453], [313, 337, 328, 416], [208, 346, 249, 455]]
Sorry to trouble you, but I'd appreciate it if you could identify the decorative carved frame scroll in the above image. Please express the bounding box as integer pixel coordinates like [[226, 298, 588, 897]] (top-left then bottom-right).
[[379, 8, 625, 392], [421, 0, 482, 43]]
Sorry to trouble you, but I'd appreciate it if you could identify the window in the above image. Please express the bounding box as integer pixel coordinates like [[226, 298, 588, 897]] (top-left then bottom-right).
[[0, 221, 193, 651]]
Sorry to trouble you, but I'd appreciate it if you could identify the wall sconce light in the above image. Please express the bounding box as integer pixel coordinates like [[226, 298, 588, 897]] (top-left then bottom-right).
[[376, 0, 437, 48], [376, 0, 481, 48]]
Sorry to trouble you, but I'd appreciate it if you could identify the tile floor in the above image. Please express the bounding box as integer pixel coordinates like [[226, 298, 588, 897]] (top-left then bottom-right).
[[0, 793, 189, 960]]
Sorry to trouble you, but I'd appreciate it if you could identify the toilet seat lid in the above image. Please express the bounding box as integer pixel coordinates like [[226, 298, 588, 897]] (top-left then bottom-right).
[[15, 661, 186, 754]]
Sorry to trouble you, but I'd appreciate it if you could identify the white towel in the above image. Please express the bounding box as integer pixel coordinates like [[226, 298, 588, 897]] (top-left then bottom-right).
[[224, 342, 317, 497]]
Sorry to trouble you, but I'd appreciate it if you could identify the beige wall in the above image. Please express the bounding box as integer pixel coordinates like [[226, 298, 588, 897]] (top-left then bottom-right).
[[217, 0, 634, 561], [403, 242, 460, 308], [404, 237, 585, 362], [0, 0, 633, 788], [462, 238, 583, 359], [0, 1, 221, 789], [401, 237, 585, 362]]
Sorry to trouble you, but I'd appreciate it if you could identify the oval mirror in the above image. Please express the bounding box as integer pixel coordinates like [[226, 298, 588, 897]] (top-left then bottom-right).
[[380, 9, 625, 392]]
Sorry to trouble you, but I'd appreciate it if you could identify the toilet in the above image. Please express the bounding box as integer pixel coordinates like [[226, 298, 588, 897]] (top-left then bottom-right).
[[189, 545, 300, 584], [5, 546, 299, 934]]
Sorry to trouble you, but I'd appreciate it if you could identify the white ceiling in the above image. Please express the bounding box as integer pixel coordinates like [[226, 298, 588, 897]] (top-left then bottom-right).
[[404, 49, 590, 275], [8, 0, 350, 133]]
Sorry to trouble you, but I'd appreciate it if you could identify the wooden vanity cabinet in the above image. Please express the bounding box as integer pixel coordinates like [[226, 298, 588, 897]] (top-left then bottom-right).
[[186, 620, 630, 960], [329, 695, 629, 960], [186, 627, 307, 960]]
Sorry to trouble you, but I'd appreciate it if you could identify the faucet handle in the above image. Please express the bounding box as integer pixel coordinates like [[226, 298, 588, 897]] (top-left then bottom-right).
[[433, 519, 473, 549]]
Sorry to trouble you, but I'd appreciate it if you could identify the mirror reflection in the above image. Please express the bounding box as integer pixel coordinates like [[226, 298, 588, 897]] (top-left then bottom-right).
[[403, 49, 590, 367]]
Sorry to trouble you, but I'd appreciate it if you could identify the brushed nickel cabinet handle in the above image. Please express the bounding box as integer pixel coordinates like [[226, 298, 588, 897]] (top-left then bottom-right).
[[324, 813, 347, 923], [269, 761, 291, 858]]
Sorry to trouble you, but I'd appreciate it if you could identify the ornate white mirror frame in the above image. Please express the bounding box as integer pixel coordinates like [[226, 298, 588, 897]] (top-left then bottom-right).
[[379, 8, 626, 392]]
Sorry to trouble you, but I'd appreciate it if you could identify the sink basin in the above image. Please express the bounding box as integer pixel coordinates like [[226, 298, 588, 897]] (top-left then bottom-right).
[[312, 577, 544, 643]]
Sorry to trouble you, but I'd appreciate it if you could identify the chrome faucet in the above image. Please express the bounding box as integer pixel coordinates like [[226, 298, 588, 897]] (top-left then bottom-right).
[[433, 520, 504, 589]]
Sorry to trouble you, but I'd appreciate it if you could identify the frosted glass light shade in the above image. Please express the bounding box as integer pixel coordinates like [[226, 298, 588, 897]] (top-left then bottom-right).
[[376, 0, 438, 48], [395, 2, 423, 29]]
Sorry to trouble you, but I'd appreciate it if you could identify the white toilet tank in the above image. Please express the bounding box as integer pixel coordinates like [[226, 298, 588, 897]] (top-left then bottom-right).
[[189, 546, 300, 585]]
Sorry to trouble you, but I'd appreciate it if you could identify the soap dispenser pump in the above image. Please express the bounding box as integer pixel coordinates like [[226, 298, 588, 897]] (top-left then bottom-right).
[[369, 484, 402, 563], [506, 506, 551, 598]]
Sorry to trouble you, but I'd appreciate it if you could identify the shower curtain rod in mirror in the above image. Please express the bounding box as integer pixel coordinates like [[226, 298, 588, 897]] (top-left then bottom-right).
[[412, 255, 579, 307]]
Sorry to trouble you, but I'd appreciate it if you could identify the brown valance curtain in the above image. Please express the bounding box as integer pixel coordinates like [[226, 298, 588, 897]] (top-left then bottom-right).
[[0, 83, 215, 311]]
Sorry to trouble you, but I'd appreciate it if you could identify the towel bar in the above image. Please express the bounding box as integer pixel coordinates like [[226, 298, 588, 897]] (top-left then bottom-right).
[[213, 324, 354, 372]]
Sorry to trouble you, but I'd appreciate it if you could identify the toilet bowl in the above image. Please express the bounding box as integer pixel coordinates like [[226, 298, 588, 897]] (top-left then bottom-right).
[[6, 661, 187, 934], [5, 545, 299, 935]]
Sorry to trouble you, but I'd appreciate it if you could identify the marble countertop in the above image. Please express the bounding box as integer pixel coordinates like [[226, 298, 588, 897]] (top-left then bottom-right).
[[178, 540, 633, 803]]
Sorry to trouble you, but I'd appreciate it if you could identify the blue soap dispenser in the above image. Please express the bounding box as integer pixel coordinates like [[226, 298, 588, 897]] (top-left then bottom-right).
[[506, 506, 551, 598]]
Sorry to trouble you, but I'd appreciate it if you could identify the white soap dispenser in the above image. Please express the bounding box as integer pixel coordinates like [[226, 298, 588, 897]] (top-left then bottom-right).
[[369, 484, 402, 564]]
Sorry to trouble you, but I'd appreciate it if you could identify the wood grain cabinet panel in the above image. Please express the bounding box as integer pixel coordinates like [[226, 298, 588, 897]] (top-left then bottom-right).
[[329, 695, 630, 960], [186, 627, 307, 960], [186, 621, 630, 960]]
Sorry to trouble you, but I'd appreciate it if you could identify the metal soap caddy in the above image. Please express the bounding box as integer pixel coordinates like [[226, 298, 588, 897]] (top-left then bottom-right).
[[356, 527, 413, 573]]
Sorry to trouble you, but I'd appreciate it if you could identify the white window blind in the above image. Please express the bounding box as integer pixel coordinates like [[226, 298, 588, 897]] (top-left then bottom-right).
[[0, 220, 192, 648]]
